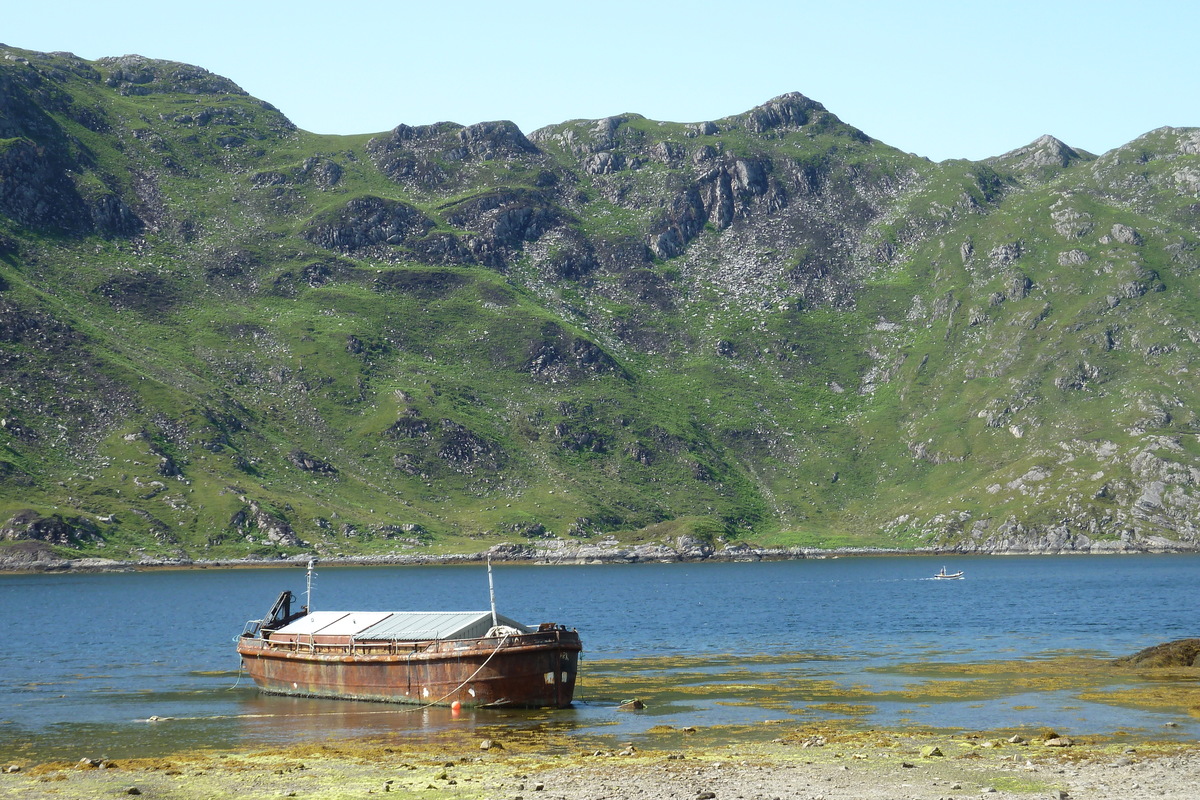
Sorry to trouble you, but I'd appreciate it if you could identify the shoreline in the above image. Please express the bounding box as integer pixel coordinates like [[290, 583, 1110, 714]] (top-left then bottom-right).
[[4, 539, 1199, 575], [3, 724, 1199, 800]]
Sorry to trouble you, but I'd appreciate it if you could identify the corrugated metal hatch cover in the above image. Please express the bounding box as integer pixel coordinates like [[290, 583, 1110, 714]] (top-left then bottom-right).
[[358, 611, 528, 641], [273, 611, 391, 637], [274, 610, 529, 641]]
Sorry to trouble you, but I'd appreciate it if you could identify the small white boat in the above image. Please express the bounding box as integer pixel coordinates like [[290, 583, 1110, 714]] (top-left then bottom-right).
[[933, 566, 964, 580]]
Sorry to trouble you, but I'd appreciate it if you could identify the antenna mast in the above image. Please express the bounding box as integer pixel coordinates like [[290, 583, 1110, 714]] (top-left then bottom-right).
[[487, 555, 498, 628], [305, 558, 316, 613]]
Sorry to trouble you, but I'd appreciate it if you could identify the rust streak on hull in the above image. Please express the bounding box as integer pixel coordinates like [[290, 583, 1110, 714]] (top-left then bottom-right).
[[237, 628, 581, 708]]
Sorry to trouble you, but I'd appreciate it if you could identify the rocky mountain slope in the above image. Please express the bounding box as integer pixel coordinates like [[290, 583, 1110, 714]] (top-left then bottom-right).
[[2, 44, 1198, 565]]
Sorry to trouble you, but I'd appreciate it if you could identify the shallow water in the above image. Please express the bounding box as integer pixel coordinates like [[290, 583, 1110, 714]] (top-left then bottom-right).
[[1, 554, 1197, 760]]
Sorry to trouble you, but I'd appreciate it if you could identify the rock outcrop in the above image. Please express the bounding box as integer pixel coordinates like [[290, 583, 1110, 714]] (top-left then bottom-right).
[[1, 510, 102, 546], [1114, 638, 1200, 667]]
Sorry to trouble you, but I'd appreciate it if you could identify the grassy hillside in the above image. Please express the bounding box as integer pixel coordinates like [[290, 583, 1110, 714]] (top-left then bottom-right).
[[1, 46, 1198, 563]]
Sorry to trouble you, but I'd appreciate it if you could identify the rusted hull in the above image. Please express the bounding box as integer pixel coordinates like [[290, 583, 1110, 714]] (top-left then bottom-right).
[[237, 629, 581, 708]]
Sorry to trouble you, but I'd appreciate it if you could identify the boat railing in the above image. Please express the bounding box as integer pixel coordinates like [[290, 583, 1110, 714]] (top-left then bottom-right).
[[241, 619, 262, 637], [262, 632, 448, 655], [265, 634, 319, 653], [348, 630, 443, 654]]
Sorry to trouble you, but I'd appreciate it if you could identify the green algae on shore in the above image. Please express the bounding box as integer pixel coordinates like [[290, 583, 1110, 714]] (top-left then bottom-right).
[[570, 649, 1200, 744], [6, 726, 1198, 800]]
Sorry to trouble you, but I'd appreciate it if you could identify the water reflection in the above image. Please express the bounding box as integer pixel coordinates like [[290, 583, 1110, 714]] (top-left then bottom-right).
[[231, 693, 488, 743]]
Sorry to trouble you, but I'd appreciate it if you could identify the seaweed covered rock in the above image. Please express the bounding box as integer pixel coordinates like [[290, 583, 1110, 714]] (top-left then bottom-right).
[[1113, 638, 1200, 667]]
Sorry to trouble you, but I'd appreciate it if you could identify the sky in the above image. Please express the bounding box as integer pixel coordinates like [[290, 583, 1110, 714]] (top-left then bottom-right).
[[4, 0, 1197, 162]]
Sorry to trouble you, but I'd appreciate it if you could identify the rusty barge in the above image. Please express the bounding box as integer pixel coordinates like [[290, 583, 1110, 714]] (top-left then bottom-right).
[[236, 563, 581, 709]]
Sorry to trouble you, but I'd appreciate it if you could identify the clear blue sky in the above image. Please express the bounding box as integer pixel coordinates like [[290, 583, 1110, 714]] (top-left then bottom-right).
[[6, 0, 1196, 162]]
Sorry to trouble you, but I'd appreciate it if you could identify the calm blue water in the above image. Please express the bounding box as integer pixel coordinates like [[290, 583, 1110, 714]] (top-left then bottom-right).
[[1, 554, 1197, 760]]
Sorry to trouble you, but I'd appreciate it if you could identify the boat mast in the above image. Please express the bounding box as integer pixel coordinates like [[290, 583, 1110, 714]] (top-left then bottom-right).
[[305, 558, 316, 613], [487, 554, 498, 628]]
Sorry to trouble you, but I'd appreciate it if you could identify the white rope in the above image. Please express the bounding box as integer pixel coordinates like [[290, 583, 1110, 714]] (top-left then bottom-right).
[[225, 663, 246, 691], [412, 633, 512, 711]]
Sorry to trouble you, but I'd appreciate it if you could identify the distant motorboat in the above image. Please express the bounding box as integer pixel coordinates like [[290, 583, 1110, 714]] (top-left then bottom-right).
[[933, 566, 964, 580]]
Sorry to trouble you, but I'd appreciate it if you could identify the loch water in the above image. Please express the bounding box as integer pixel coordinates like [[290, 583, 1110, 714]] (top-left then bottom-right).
[[1, 554, 1198, 761]]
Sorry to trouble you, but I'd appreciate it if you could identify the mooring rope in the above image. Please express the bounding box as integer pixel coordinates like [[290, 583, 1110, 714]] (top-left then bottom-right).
[[408, 633, 512, 712], [225, 663, 246, 691]]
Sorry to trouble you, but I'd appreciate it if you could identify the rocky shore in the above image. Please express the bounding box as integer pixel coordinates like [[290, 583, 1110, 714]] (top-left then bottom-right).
[[3, 727, 1198, 800], [0, 540, 822, 573], [4, 531, 1199, 574]]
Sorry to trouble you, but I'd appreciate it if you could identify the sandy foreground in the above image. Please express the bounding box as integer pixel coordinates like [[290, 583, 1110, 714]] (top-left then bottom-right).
[[3, 726, 1198, 800]]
